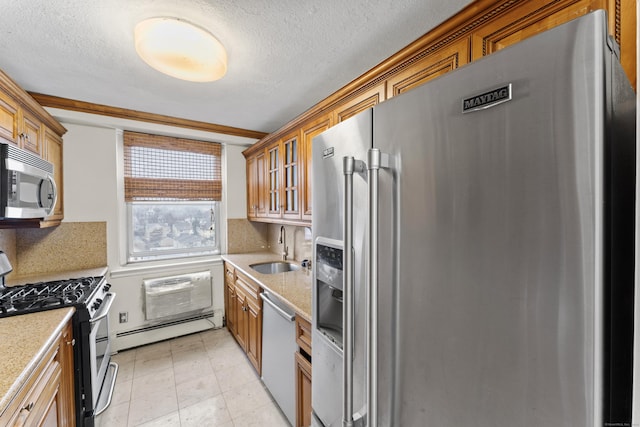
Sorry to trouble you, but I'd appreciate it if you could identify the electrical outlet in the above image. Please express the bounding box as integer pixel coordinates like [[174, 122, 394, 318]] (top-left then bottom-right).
[[119, 312, 128, 323]]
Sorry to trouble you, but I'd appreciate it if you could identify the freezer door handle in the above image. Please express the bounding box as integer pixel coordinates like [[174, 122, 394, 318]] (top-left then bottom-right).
[[343, 156, 366, 427], [366, 148, 392, 427]]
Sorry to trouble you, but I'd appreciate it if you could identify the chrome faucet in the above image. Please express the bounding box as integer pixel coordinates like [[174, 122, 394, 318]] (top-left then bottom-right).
[[278, 225, 288, 260]]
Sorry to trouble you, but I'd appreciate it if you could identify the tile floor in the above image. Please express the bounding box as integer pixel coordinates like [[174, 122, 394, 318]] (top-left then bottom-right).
[[96, 327, 291, 427]]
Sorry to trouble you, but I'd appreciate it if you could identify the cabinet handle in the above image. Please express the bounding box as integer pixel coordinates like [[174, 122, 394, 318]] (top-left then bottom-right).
[[66, 338, 76, 346], [14, 402, 34, 427]]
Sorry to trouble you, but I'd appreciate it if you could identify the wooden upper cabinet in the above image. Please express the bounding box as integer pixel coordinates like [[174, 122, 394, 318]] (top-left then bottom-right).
[[247, 150, 267, 220], [267, 142, 282, 218], [0, 68, 66, 228], [0, 90, 18, 143], [333, 82, 385, 124], [19, 109, 43, 156], [300, 114, 331, 222], [387, 37, 471, 99], [282, 134, 301, 220], [44, 126, 64, 221], [471, 0, 611, 60]]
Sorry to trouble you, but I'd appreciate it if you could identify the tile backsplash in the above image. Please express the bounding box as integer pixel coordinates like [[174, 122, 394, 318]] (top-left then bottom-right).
[[226, 219, 312, 262], [0, 222, 107, 279]]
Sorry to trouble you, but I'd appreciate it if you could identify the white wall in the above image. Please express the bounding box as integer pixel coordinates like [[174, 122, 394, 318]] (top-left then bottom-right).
[[56, 112, 255, 351]]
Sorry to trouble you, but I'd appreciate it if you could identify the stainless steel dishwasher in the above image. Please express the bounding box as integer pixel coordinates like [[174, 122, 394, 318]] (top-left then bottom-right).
[[260, 291, 297, 425]]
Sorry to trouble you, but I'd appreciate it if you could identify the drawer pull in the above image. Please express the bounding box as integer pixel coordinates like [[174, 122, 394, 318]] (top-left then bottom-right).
[[66, 339, 75, 346], [23, 402, 34, 412]]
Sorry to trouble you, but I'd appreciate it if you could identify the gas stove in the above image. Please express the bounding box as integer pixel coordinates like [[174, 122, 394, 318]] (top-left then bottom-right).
[[0, 276, 110, 319]]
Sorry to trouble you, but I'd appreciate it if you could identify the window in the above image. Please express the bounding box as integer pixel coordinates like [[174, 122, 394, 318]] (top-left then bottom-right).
[[124, 131, 222, 262]]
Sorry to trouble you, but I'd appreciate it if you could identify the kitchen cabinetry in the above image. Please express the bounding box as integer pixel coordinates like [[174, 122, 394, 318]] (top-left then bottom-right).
[[300, 115, 331, 222], [247, 151, 267, 220], [243, 0, 633, 226], [385, 37, 471, 99], [295, 316, 312, 427], [224, 262, 236, 335], [0, 317, 75, 427], [43, 128, 64, 223], [0, 68, 66, 228], [224, 262, 263, 374], [247, 132, 303, 223]]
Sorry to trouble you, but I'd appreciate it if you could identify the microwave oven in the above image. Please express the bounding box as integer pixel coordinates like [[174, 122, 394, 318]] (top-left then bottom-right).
[[0, 143, 57, 219]]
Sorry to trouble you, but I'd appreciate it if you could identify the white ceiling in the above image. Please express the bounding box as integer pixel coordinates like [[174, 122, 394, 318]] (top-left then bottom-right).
[[0, 0, 471, 135]]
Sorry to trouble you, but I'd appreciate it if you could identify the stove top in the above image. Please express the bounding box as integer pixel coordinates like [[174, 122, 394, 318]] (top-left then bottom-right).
[[0, 276, 106, 316]]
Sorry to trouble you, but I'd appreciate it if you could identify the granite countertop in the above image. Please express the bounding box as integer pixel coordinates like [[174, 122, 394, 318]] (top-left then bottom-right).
[[5, 266, 109, 287], [0, 307, 75, 416], [222, 253, 312, 322]]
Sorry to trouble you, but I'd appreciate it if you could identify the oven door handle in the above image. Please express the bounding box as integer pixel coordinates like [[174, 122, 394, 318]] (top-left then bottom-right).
[[90, 292, 116, 324]]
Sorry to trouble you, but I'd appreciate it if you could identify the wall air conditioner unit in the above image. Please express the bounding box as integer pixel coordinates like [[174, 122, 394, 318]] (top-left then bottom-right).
[[143, 271, 212, 321]]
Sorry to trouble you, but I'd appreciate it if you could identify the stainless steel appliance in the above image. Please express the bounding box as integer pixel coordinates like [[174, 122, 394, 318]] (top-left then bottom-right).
[[0, 142, 57, 219], [260, 291, 297, 425], [0, 274, 118, 427], [311, 10, 635, 427]]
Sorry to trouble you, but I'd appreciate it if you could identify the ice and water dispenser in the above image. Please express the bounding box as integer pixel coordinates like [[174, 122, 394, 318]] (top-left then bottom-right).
[[315, 240, 344, 349]]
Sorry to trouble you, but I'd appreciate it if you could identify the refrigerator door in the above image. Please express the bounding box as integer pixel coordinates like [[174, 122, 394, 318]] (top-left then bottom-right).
[[373, 11, 628, 427], [312, 110, 371, 426]]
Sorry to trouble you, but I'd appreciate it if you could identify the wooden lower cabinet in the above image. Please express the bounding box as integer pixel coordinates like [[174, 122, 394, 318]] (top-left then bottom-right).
[[295, 316, 312, 427], [0, 318, 75, 427], [224, 262, 263, 375], [295, 352, 312, 427]]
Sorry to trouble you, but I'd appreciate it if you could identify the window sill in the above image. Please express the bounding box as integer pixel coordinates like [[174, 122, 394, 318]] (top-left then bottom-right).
[[110, 255, 223, 279]]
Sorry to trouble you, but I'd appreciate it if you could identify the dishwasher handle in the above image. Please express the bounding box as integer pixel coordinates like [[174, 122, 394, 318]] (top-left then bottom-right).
[[260, 292, 295, 322]]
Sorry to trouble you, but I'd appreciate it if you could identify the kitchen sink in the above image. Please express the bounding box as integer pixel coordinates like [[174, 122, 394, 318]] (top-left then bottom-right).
[[250, 261, 300, 274]]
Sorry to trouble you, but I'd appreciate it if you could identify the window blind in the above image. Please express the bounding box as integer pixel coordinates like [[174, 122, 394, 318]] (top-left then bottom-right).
[[123, 131, 222, 202]]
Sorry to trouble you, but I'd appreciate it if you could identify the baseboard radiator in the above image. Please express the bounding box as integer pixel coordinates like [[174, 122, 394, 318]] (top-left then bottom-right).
[[143, 271, 212, 322]]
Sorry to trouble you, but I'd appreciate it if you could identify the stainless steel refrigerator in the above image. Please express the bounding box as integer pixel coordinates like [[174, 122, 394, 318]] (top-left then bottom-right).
[[311, 10, 635, 427]]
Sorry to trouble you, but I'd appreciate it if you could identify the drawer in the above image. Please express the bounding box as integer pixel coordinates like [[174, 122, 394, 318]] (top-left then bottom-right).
[[235, 271, 261, 304], [296, 315, 312, 355]]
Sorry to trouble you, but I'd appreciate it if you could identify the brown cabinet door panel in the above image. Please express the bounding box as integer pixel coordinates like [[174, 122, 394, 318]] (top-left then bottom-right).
[[300, 115, 332, 221], [295, 352, 312, 427], [386, 36, 471, 99]]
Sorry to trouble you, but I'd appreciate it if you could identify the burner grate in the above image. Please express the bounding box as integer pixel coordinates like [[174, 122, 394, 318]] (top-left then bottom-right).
[[0, 276, 101, 315]]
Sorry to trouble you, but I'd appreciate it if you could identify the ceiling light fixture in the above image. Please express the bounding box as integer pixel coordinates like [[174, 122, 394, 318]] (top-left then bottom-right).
[[134, 17, 227, 82]]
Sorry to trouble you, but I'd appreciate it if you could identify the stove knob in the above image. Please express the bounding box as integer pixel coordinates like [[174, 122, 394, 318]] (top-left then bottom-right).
[[92, 302, 100, 310], [103, 283, 111, 292]]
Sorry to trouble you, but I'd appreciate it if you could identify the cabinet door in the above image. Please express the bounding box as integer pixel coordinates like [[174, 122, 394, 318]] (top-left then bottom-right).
[[234, 286, 247, 350], [300, 115, 332, 221], [44, 127, 64, 221], [58, 321, 75, 426], [470, 0, 608, 61], [246, 296, 262, 375], [227, 284, 237, 336], [282, 134, 301, 220], [295, 352, 312, 427], [386, 36, 470, 99], [19, 110, 43, 156], [333, 82, 385, 124], [247, 151, 267, 219], [0, 90, 18, 144], [267, 143, 282, 218]]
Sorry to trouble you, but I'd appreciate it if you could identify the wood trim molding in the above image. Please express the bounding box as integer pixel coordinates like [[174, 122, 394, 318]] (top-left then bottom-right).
[[29, 92, 268, 140]]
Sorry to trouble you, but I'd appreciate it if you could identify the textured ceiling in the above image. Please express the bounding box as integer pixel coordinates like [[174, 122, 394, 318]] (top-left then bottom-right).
[[0, 0, 471, 134]]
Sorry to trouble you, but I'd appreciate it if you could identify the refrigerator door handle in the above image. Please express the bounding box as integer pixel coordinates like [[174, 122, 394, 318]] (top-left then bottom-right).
[[367, 148, 392, 427], [343, 156, 366, 427]]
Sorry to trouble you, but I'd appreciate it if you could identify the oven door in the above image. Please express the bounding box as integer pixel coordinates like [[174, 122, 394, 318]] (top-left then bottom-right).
[[89, 292, 115, 409]]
